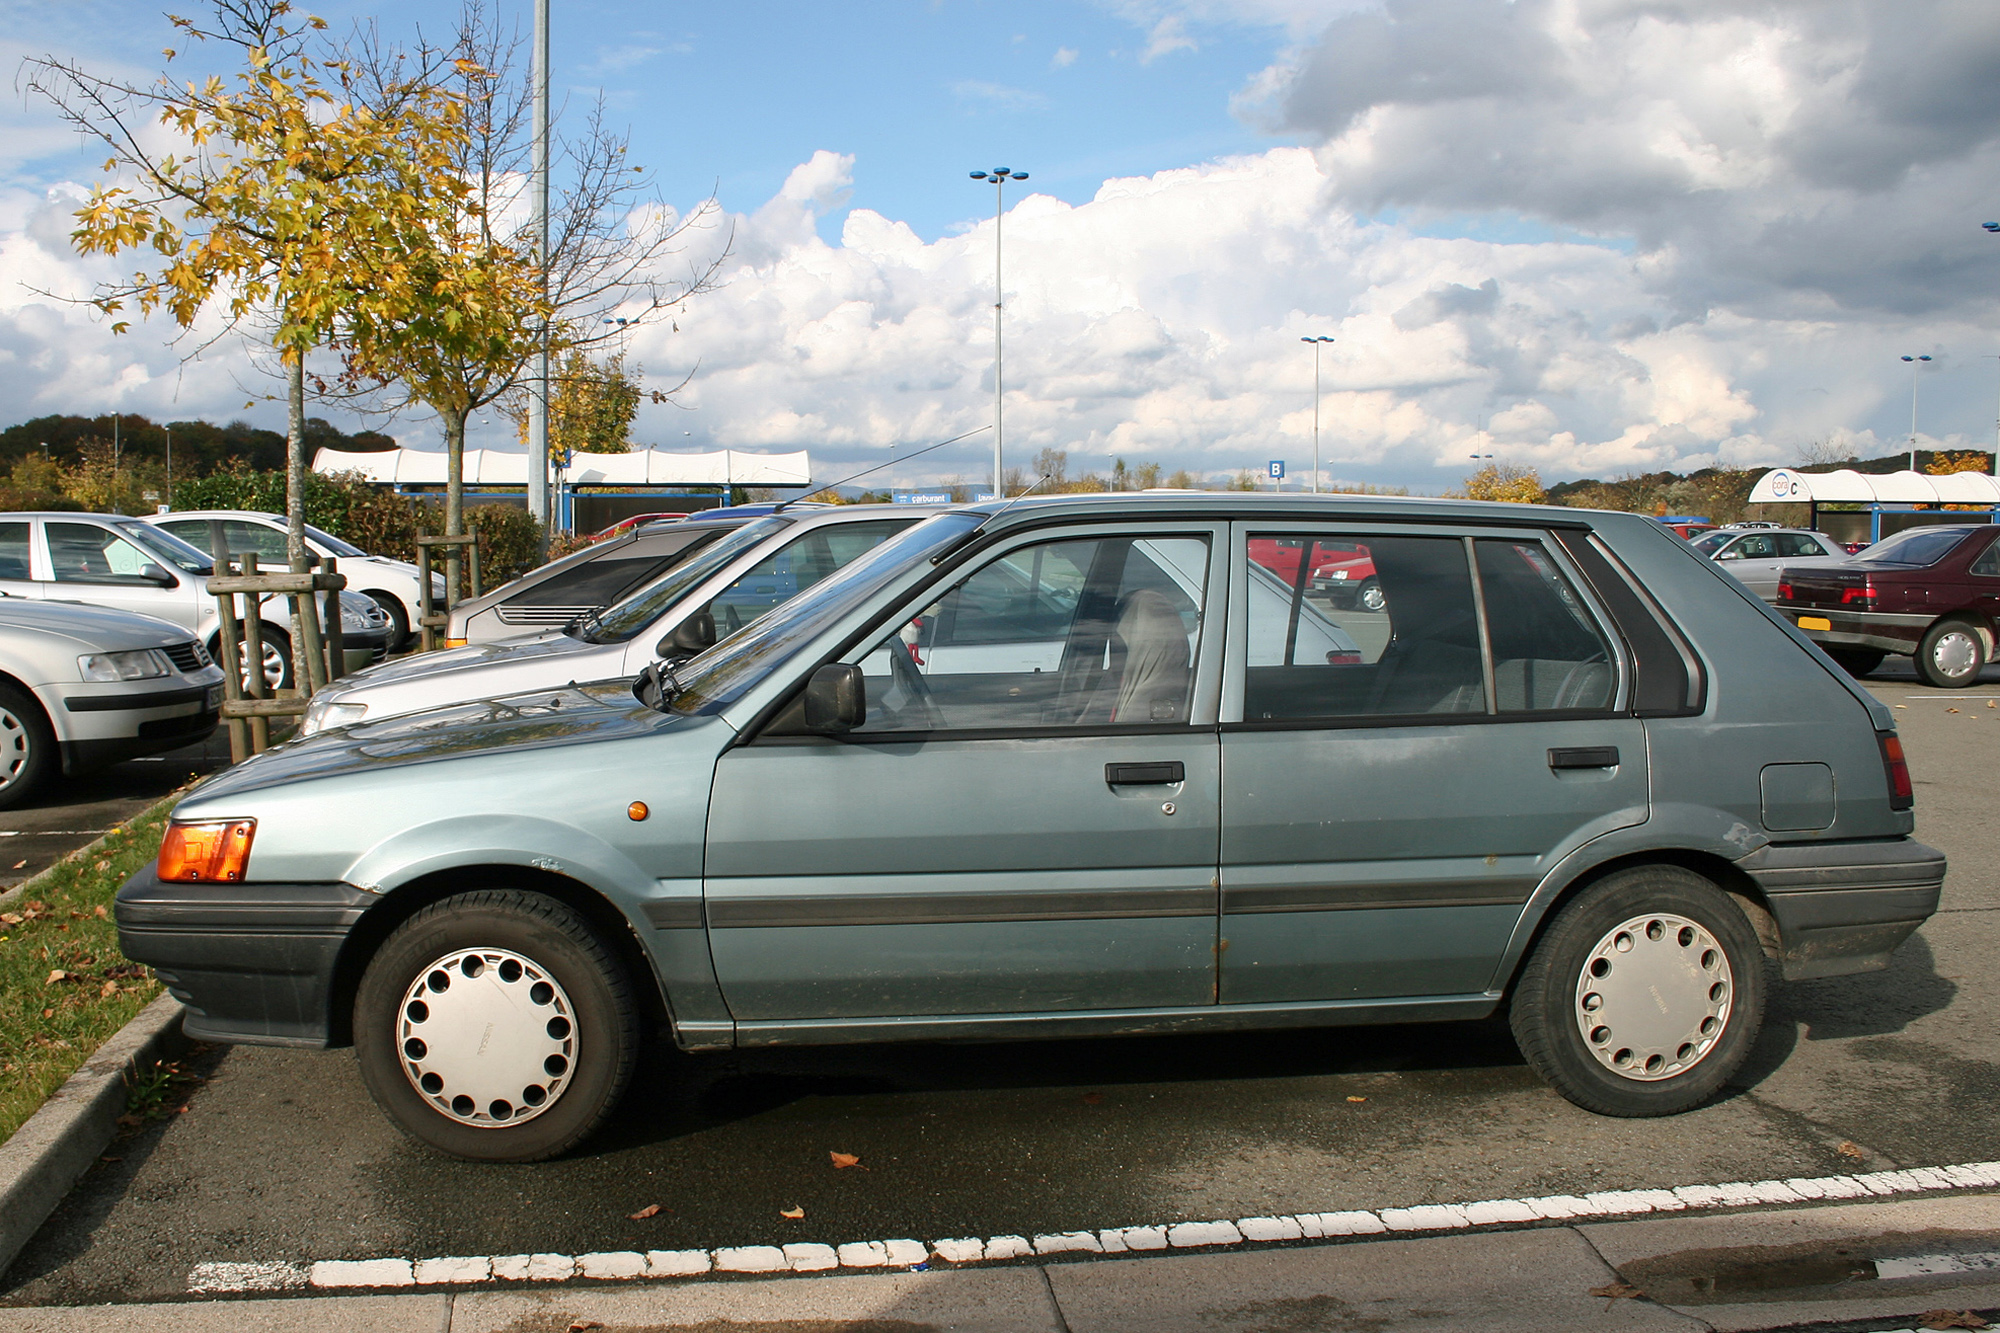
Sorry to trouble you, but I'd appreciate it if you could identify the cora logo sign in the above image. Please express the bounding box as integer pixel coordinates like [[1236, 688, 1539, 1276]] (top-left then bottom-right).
[[1765, 469, 1807, 498]]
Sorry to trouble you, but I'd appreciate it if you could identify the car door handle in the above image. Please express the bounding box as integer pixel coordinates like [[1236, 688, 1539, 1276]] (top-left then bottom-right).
[[1106, 761, 1185, 785], [1548, 746, 1620, 770]]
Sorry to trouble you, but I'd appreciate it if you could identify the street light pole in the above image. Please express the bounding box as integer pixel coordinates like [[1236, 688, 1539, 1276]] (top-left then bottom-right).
[[1901, 354, 1933, 472], [1300, 336, 1334, 494], [970, 168, 1027, 497], [527, 0, 551, 535]]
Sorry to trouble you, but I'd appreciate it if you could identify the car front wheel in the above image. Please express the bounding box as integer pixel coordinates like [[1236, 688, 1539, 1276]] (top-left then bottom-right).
[[1357, 578, 1386, 613], [1915, 619, 1985, 689], [0, 685, 55, 809], [354, 890, 639, 1161], [1509, 865, 1767, 1117]]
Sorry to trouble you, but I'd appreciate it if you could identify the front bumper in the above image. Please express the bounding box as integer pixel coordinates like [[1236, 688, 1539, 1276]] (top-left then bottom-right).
[[115, 865, 373, 1047], [1736, 838, 1946, 980]]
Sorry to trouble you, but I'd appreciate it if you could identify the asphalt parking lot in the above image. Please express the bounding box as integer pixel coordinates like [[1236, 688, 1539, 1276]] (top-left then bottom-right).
[[0, 732, 230, 895], [2, 665, 1996, 1308]]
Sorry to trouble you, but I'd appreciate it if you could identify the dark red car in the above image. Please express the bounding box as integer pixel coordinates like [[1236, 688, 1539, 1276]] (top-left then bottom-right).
[[1775, 524, 2000, 687], [1246, 537, 1383, 611]]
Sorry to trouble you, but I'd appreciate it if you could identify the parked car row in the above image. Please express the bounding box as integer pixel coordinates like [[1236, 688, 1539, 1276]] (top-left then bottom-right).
[[113, 493, 1940, 1164]]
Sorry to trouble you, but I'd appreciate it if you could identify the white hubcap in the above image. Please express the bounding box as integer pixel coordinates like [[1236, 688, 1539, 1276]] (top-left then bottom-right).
[[1933, 631, 1980, 678], [1574, 913, 1732, 1082], [397, 947, 578, 1128], [0, 708, 29, 788]]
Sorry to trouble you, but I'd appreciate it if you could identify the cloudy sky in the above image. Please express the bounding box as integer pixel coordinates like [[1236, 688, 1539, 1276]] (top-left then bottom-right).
[[7, 0, 2000, 493]]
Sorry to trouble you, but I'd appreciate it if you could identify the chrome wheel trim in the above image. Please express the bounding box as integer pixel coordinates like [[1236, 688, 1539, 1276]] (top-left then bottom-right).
[[231, 638, 288, 691], [0, 707, 31, 789], [1932, 629, 1981, 679], [1359, 581, 1386, 613], [1574, 912, 1732, 1082], [396, 946, 578, 1129]]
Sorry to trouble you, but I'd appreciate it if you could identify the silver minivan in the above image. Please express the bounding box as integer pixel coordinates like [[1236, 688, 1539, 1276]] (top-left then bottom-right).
[[120, 494, 1941, 1160]]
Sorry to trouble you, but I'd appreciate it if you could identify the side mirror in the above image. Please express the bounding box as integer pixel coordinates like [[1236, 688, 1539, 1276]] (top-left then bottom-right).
[[139, 563, 178, 587], [633, 660, 678, 712], [802, 663, 865, 734], [657, 607, 716, 660]]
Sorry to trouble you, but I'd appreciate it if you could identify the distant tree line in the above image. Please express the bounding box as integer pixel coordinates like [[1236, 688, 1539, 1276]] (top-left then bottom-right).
[[0, 414, 395, 477]]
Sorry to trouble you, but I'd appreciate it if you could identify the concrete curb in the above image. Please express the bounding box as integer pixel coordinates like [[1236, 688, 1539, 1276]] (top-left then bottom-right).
[[0, 994, 188, 1283], [0, 788, 183, 911]]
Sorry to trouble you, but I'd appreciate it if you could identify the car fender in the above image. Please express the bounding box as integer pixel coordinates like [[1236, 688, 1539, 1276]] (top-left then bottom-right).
[[1485, 801, 1773, 993]]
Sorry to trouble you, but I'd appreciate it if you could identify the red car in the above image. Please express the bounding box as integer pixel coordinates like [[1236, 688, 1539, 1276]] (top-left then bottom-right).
[[1775, 523, 2000, 687], [1246, 537, 1384, 612], [588, 512, 694, 542]]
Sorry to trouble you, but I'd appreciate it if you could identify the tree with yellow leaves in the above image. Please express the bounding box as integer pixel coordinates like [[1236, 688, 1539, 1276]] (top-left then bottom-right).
[[26, 1, 477, 585], [1463, 462, 1547, 504]]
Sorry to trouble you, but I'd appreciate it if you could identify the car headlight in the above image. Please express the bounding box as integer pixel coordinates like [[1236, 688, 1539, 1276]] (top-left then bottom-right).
[[1329, 569, 1349, 580], [301, 696, 368, 736], [79, 650, 170, 681], [340, 603, 388, 632]]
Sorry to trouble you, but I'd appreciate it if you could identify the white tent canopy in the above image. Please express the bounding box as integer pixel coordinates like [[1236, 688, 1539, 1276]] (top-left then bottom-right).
[[313, 446, 813, 487], [1748, 467, 2000, 505]]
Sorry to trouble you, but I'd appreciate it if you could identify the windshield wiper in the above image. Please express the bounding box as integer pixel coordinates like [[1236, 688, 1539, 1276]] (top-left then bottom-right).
[[632, 659, 681, 713], [567, 609, 605, 641]]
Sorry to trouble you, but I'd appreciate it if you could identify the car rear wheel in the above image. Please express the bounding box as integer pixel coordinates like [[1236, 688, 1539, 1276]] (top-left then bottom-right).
[[208, 625, 294, 694], [1825, 648, 1884, 678], [1509, 865, 1767, 1117], [1915, 619, 1985, 689], [354, 890, 639, 1161], [0, 685, 56, 810]]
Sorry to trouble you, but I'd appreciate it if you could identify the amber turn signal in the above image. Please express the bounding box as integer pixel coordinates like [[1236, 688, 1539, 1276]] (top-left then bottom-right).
[[445, 638, 468, 649], [627, 802, 649, 821], [158, 820, 256, 882]]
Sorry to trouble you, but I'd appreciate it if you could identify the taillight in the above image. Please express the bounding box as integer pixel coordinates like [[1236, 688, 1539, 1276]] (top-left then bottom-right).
[[158, 820, 256, 882], [1841, 584, 1877, 605], [1776, 579, 1794, 601], [1878, 733, 1913, 811]]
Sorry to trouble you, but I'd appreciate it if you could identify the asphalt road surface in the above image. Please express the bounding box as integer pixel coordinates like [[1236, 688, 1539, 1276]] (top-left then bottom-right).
[[4, 667, 1997, 1307], [0, 731, 230, 895]]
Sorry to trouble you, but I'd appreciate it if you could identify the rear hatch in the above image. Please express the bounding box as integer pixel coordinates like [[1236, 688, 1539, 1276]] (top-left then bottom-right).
[[1777, 565, 1869, 610]]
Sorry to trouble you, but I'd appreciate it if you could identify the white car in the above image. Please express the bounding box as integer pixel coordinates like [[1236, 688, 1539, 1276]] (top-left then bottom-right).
[[0, 597, 225, 807], [145, 509, 442, 649], [0, 512, 392, 689], [301, 507, 923, 734], [1690, 526, 1849, 600]]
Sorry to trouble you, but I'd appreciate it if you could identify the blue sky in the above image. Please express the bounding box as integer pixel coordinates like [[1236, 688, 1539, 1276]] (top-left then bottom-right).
[[5, 1, 2000, 489]]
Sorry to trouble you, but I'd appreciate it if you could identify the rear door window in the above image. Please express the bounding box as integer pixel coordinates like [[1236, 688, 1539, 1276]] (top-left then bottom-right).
[[0, 522, 30, 580]]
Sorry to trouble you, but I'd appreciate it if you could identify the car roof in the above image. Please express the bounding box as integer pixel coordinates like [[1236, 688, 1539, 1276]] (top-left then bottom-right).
[[955, 492, 1619, 535]]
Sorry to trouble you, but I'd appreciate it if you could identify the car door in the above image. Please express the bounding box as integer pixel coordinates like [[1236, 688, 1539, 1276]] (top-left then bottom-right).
[[39, 519, 200, 629], [702, 522, 1226, 1022], [1218, 524, 1650, 1004], [1967, 532, 2000, 623]]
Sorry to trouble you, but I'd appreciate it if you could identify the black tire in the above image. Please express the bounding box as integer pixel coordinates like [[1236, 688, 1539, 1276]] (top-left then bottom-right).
[[1915, 619, 1986, 689], [209, 625, 294, 694], [1509, 865, 1768, 1117], [1825, 648, 1885, 678], [1357, 577, 1386, 613], [367, 593, 411, 651], [0, 685, 56, 809], [354, 890, 639, 1161]]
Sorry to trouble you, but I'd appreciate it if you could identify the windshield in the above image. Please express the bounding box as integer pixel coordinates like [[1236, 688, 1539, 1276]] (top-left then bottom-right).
[[1690, 530, 1734, 554], [669, 511, 986, 715], [1859, 526, 1975, 567], [115, 521, 212, 573], [580, 516, 791, 643], [307, 524, 367, 558]]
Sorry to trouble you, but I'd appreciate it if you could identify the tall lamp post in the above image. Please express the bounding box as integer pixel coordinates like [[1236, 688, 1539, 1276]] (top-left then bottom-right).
[[1901, 354, 1933, 472], [1300, 335, 1334, 494], [970, 167, 1027, 497], [527, 0, 551, 536]]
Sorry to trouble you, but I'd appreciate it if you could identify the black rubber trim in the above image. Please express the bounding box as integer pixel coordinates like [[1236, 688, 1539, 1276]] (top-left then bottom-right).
[[1734, 837, 1947, 894], [1222, 879, 1535, 914], [640, 899, 705, 930], [64, 686, 208, 712], [115, 865, 375, 929], [706, 884, 1215, 928]]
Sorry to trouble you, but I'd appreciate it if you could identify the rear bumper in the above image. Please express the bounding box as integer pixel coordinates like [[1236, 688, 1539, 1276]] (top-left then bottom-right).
[[115, 865, 372, 1047], [1735, 838, 1946, 980], [1781, 608, 1932, 655]]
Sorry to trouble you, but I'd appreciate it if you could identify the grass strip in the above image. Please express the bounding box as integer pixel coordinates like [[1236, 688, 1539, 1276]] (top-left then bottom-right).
[[0, 794, 177, 1145]]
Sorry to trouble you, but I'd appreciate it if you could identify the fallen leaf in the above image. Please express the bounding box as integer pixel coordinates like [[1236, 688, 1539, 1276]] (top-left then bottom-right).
[[45, 969, 67, 985], [94, 860, 109, 872], [1347, 1095, 1368, 1103], [40, 1008, 52, 1019], [1590, 1281, 1644, 1310], [830, 1151, 864, 1169], [1920, 1312, 1990, 1331], [1837, 1141, 1866, 1160], [9, 861, 22, 870], [99, 980, 117, 998], [1081, 1092, 1104, 1105], [1988, 700, 1996, 709], [0, 912, 20, 925], [628, 1204, 661, 1220], [568, 1322, 605, 1332], [99, 1155, 121, 1163], [1948, 708, 1960, 714], [1895, 703, 1909, 708], [780, 1206, 805, 1220], [94, 905, 107, 919]]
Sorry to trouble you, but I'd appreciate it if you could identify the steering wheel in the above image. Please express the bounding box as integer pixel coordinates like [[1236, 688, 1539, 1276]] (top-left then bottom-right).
[[883, 632, 944, 730]]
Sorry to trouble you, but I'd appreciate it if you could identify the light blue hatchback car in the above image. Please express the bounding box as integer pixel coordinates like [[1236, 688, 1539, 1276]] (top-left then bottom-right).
[[117, 494, 1942, 1160]]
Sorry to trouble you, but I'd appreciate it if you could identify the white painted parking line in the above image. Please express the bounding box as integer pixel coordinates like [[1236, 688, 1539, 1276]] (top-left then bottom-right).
[[182, 1159, 2000, 1295]]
